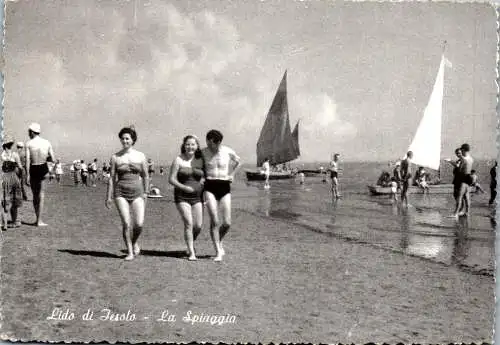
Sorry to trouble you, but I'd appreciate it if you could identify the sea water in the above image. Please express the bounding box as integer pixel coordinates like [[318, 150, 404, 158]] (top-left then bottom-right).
[[230, 160, 496, 276]]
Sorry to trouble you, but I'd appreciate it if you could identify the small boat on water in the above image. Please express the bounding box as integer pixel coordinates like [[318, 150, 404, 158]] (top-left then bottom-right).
[[246, 71, 300, 181], [368, 45, 454, 195], [367, 184, 453, 196]]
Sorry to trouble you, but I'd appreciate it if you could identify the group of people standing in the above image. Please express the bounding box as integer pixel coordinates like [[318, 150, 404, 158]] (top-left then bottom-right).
[[105, 126, 240, 262], [1, 123, 56, 229]]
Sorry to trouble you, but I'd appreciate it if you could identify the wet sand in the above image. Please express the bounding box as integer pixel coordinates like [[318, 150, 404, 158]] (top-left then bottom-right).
[[0, 182, 494, 343]]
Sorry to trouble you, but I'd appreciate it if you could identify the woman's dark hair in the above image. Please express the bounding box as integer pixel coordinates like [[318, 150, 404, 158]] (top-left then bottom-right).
[[180, 135, 202, 158], [460, 143, 470, 152], [206, 129, 223, 143], [118, 126, 137, 144], [2, 142, 13, 150]]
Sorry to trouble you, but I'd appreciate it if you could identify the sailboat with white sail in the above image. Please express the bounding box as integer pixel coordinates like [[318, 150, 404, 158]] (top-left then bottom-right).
[[245, 71, 301, 181], [368, 50, 455, 195]]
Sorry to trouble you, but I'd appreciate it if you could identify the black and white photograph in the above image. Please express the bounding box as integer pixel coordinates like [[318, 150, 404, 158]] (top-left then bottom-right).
[[0, 0, 497, 343]]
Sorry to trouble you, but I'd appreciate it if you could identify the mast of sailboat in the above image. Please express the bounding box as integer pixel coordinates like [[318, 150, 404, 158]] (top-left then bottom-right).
[[438, 40, 447, 181]]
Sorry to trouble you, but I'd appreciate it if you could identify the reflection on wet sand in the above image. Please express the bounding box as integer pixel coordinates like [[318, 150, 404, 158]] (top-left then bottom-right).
[[237, 179, 494, 275]]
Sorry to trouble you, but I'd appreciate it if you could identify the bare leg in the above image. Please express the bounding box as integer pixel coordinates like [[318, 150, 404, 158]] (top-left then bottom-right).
[[130, 197, 145, 256], [115, 197, 134, 260], [192, 202, 203, 241], [219, 193, 232, 255], [31, 180, 47, 226], [176, 202, 196, 260], [204, 191, 223, 261]]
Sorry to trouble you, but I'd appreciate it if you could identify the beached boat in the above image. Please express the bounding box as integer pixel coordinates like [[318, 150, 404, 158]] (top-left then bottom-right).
[[368, 47, 453, 194], [246, 71, 300, 181]]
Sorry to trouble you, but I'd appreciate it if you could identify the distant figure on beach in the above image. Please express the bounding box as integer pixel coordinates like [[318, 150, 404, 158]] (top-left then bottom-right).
[[73, 159, 81, 186], [1, 136, 23, 229], [451, 143, 474, 218], [80, 160, 88, 186], [262, 157, 270, 189], [329, 153, 341, 199], [54, 159, 63, 184], [389, 177, 398, 202], [400, 151, 413, 207], [446, 147, 465, 213], [105, 126, 149, 261], [16, 141, 28, 200], [159, 166, 165, 175], [89, 158, 98, 187], [319, 166, 326, 183], [26, 123, 55, 227], [415, 167, 429, 193], [393, 161, 402, 191], [168, 135, 205, 261], [147, 158, 155, 176], [489, 160, 497, 205], [298, 172, 305, 185], [201, 129, 241, 262], [470, 170, 485, 194]]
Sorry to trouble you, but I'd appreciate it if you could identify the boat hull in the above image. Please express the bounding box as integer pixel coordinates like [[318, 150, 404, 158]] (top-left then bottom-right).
[[245, 170, 295, 181], [367, 184, 454, 195], [297, 169, 325, 177]]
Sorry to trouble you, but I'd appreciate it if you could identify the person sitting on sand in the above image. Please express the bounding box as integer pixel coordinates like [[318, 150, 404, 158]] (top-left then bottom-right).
[[377, 171, 391, 187], [169, 135, 205, 261], [470, 170, 485, 194], [416, 167, 430, 193], [1, 136, 24, 229], [105, 126, 149, 261], [26, 123, 56, 227], [201, 129, 241, 262]]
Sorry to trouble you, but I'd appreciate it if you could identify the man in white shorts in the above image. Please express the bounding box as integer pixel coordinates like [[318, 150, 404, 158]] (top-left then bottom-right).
[[201, 129, 241, 261]]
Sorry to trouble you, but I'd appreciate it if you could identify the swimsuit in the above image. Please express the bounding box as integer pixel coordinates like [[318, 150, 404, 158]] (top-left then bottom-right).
[[204, 179, 231, 201], [29, 163, 49, 185], [114, 163, 144, 202], [330, 171, 338, 179], [174, 167, 204, 205]]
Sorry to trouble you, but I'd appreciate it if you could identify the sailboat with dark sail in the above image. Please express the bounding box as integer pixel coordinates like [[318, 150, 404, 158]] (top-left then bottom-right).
[[245, 71, 300, 181]]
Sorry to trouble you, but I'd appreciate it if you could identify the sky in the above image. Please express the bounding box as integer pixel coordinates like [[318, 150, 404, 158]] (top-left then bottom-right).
[[3, 0, 498, 165]]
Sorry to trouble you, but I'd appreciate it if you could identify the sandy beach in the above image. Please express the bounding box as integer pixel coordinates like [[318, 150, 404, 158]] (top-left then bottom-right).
[[0, 181, 494, 343]]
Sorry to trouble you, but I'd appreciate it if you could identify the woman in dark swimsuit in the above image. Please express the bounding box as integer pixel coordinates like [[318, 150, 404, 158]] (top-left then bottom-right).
[[169, 135, 204, 260], [105, 126, 149, 261]]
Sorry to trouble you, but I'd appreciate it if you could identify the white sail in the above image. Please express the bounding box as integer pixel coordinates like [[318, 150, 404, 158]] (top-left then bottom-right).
[[407, 55, 446, 171]]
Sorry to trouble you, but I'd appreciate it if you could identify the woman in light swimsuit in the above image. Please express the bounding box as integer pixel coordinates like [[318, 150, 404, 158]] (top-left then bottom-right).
[[105, 126, 149, 261], [169, 135, 204, 260]]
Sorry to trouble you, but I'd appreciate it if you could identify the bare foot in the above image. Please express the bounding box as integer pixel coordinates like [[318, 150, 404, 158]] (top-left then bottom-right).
[[213, 255, 223, 262], [124, 254, 134, 261], [37, 222, 48, 227], [133, 244, 141, 256], [188, 256, 197, 261]]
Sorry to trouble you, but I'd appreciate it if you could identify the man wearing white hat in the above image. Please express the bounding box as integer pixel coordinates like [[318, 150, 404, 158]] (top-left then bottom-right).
[[25, 123, 55, 226]]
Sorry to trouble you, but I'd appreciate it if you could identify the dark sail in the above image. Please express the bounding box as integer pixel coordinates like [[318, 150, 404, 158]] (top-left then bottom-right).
[[256, 71, 300, 167]]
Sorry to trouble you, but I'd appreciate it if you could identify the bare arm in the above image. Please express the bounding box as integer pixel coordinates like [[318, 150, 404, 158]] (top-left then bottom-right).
[[48, 143, 56, 163], [105, 156, 116, 207], [168, 157, 192, 192], [25, 146, 31, 185], [229, 150, 241, 179], [140, 153, 150, 196]]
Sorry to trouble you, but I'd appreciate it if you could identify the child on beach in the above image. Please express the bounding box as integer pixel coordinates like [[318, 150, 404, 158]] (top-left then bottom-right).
[[470, 170, 485, 193], [389, 177, 398, 202]]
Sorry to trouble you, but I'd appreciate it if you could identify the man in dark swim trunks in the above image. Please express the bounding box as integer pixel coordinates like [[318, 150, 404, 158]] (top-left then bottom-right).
[[25, 123, 55, 227], [452, 143, 474, 218], [201, 129, 241, 262]]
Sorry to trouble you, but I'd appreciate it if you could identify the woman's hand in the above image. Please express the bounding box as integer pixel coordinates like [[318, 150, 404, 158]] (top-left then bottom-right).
[[105, 198, 113, 209], [183, 186, 195, 193]]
